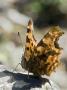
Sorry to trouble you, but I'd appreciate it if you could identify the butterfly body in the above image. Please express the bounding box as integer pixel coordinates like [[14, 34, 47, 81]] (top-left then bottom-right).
[[21, 20, 64, 76]]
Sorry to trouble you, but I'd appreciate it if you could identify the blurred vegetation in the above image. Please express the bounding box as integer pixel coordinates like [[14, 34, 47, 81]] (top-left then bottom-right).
[[14, 0, 67, 28]]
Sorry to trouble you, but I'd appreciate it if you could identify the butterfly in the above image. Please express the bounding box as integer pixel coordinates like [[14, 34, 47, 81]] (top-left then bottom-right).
[[21, 19, 64, 76]]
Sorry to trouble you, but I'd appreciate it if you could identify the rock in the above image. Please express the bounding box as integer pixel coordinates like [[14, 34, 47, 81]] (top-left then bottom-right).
[[0, 64, 60, 90]]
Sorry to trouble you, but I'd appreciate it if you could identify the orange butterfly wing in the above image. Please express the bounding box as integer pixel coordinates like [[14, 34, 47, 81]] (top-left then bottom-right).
[[21, 20, 64, 76]]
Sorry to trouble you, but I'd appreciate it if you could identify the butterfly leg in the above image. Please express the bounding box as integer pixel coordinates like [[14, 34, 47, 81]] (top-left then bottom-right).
[[28, 68, 30, 79], [11, 63, 21, 81], [13, 63, 21, 72], [8, 63, 21, 83]]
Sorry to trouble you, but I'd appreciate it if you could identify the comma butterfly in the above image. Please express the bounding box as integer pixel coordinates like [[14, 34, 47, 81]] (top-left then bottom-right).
[[21, 19, 64, 76]]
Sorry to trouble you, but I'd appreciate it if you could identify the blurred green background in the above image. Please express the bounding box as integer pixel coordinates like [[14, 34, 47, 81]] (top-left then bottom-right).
[[0, 0, 67, 89]]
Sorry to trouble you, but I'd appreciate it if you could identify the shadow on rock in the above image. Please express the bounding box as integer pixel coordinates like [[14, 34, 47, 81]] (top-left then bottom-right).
[[3, 70, 50, 90]]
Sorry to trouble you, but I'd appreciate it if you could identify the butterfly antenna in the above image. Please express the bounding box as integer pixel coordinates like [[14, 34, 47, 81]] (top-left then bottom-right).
[[18, 32, 23, 46]]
